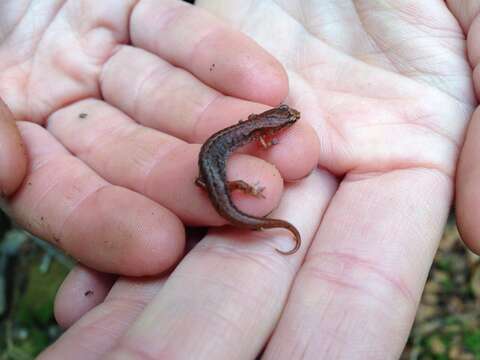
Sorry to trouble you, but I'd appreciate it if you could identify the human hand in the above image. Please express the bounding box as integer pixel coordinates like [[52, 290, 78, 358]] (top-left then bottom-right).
[[0, 0, 317, 275], [40, 1, 477, 359]]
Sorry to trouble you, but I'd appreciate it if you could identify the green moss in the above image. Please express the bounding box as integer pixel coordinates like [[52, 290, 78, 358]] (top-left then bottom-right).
[[436, 257, 453, 272], [0, 219, 73, 358], [16, 256, 68, 325], [464, 329, 480, 355]]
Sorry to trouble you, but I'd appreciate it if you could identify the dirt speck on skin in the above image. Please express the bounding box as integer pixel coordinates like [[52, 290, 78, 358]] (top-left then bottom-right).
[[78, 113, 88, 119], [84, 290, 94, 297], [209, 63, 215, 71]]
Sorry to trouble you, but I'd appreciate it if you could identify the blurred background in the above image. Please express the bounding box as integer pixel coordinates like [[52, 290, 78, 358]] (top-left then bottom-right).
[[0, 210, 73, 359], [0, 210, 479, 359]]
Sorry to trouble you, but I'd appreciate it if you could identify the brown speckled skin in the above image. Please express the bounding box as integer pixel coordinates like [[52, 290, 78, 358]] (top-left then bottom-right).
[[197, 105, 301, 255]]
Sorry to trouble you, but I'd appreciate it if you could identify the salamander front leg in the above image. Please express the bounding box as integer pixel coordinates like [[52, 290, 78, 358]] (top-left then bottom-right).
[[258, 135, 279, 149], [228, 180, 265, 199]]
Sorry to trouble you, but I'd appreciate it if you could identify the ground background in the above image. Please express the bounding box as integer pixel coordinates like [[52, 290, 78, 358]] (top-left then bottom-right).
[[0, 210, 479, 359]]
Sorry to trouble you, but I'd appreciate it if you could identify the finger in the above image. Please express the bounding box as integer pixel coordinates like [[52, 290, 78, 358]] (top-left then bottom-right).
[[130, 0, 288, 105], [40, 228, 202, 359], [456, 13, 480, 252], [457, 108, 480, 252], [445, 0, 480, 33], [101, 46, 319, 179], [106, 171, 336, 359], [264, 169, 451, 359], [47, 99, 286, 225], [0, 98, 27, 196], [55, 265, 116, 329], [7, 122, 185, 275], [39, 276, 166, 360]]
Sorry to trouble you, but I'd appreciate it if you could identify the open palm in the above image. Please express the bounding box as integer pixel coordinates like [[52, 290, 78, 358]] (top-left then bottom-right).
[[195, 1, 474, 358], [22, 0, 476, 359]]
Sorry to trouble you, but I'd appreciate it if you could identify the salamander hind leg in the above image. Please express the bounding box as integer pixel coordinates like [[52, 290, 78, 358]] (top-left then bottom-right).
[[228, 180, 265, 199], [195, 176, 207, 189]]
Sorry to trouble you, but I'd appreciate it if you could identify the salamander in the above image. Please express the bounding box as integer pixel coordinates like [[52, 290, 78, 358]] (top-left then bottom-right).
[[196, 104, 301, 255]]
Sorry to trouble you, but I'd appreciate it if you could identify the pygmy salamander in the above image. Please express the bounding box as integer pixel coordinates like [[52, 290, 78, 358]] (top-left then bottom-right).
[[196, 104, 301, 255]]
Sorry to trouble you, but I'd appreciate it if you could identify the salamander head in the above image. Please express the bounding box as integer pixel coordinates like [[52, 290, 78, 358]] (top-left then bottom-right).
[[259, 104, 301, 132], [277, 104, 300, 124]]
